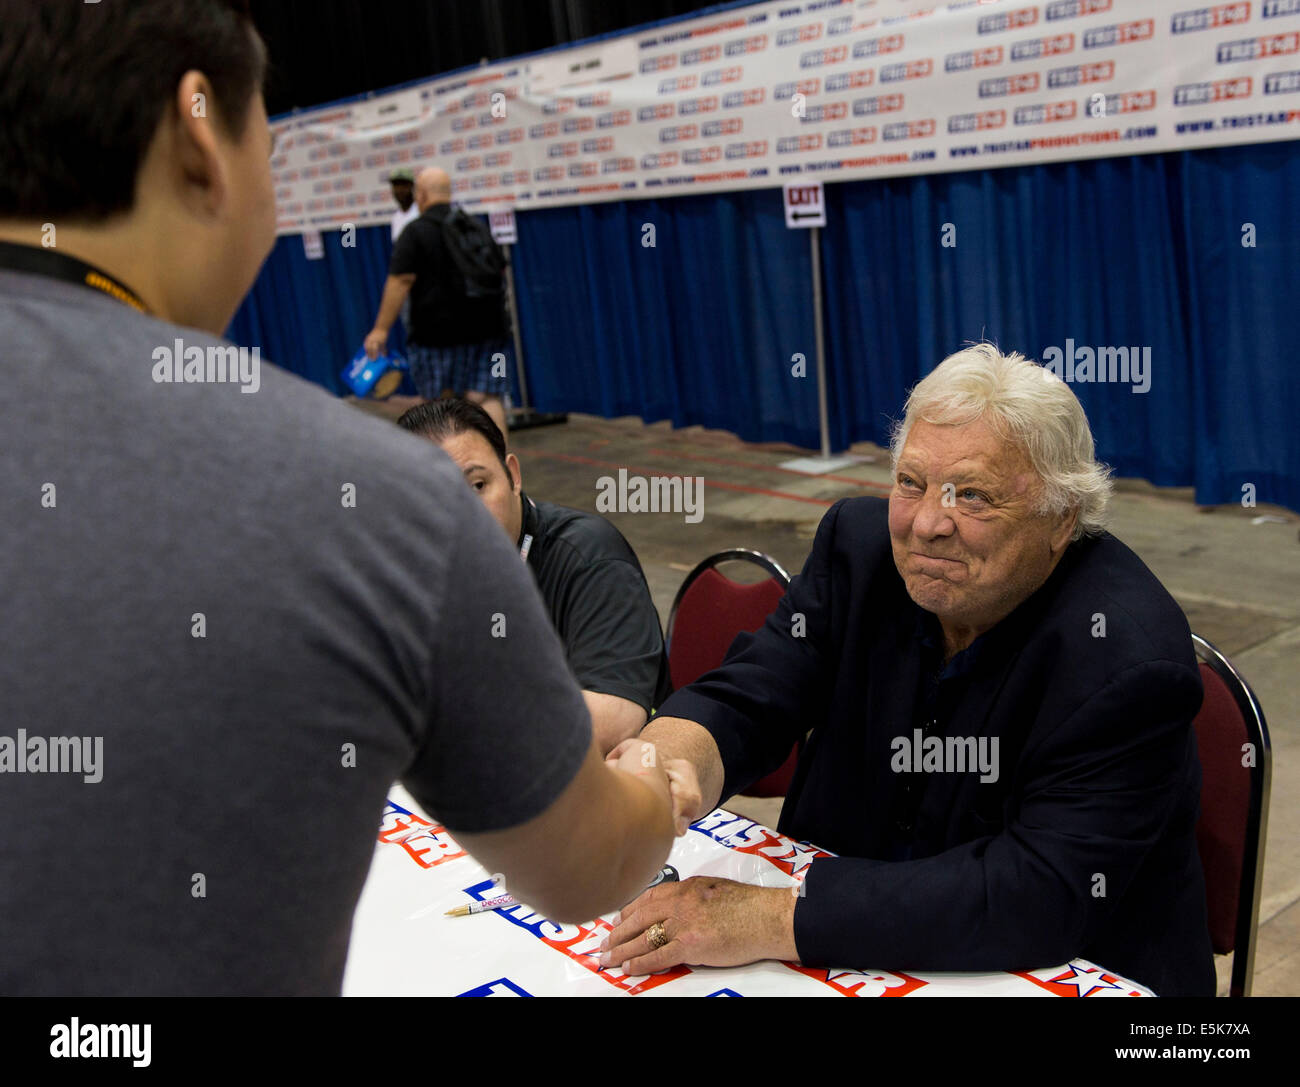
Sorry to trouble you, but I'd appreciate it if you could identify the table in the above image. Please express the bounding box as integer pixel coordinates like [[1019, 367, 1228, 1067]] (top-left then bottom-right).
[[341, 785, 1153, 997]]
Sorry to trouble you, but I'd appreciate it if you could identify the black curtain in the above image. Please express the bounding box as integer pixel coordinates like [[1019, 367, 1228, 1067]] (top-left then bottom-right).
[[250, 0, 735, 117]]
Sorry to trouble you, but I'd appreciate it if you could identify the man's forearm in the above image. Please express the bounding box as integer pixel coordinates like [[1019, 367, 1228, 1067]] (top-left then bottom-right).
[[584, 690, 647, 756], [372, 275, 412, 333], [638, 715, 726, 816]]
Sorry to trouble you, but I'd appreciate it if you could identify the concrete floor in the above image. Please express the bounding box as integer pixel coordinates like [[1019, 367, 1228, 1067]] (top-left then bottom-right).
[[358, 399, 1299, 996]]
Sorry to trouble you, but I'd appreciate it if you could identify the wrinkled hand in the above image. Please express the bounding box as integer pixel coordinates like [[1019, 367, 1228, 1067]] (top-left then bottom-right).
[[363, 328, 388, 360], [606, 739, 704, 835], [598, 877, 794, 974]]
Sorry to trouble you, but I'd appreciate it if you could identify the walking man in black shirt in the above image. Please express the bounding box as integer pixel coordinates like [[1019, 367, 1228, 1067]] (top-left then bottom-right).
[[365, 167, 512, 435]]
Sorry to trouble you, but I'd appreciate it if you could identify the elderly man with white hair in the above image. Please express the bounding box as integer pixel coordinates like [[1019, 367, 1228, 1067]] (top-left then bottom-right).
[[601, 343, 1215, 996]]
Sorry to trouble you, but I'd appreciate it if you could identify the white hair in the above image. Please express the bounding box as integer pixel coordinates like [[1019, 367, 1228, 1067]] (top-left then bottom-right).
[[889, 343, 1113, 541]]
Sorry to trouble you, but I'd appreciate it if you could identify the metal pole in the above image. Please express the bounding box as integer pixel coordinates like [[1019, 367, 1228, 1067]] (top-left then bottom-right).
[[502, 244, 530, 412], [810, 225, 831, 459]]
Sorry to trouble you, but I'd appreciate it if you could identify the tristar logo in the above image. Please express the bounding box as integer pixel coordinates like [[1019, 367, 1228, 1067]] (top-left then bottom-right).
[[785, 965, 928, 997], [1013, 99, 1078, 123], [777, 23, 823, 47], [690, 810, 833, 879], [678, 95, 720, 115], [1047, 60, 1115, 87], [581, 137, 614, 154], [659, 124, 699, 143], [1265, 70, 1300, 94], [978, 7, 1039, 33], [682, 146, 722, 164], [945, 46, 1004, 71], [640, 53, 677, 73], [775, 78, 821, 100], [638, 104, 675, 122], [1083, 19, 1156, 48], [681, 44, 722, 65], [1046, 0, 1112, 18], [1011, 33, 1075, 60], [641, 150, 680, 169], [948, 109, 1007, 133], [702, 117, 744, 137], [777, 133, 825, 153], [1217, 32, 1300, 62], [980, 72, 1041, 97], [801, 45, 849, 68], [882, 118, 937, 139], [561, 116, 594, 133], [853, 93, 906, 115], [377, 799, 468, 869], [826, 69, 875, 92], [461, 877, 690, 995], [724, 34, 767, 57], [853, 34, 905, 58], [725, 139, 769, 159], [1173, 76, 1252, 103], [1091, 89, 1156, 114], [659, 75, 698, 93], [827, 126, 878, 146], [602, 156, 636, 173], [702, 66, 743, 86], [880, 58, 934, 82], [723, 88, 766, 107], [1171, 3, 1252, 33], [801, 102, 849, 124]]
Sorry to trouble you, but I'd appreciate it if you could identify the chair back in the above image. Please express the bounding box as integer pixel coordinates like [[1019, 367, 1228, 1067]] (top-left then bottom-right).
[[1191, 633, 1272, 997], [666, 550, 795, 797]]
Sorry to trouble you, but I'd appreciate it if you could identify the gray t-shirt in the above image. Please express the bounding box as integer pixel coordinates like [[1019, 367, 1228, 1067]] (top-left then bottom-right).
[[0, 268, 591, 995]]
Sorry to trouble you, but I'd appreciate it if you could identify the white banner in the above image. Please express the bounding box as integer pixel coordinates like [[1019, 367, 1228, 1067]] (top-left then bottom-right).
[[270, 0, 1300, 235]]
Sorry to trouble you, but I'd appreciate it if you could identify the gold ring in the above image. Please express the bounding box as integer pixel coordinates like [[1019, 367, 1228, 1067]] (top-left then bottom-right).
[[646, 921, 669, 950]]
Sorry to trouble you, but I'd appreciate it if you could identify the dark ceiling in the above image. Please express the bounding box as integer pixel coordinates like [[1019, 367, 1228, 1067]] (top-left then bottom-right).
[[250, 0, 741, 116]]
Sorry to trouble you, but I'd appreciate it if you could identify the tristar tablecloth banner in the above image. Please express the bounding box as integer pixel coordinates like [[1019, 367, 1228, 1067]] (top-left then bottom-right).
[[270, 0, 1300, 235], [341, 786, 1156, 996]]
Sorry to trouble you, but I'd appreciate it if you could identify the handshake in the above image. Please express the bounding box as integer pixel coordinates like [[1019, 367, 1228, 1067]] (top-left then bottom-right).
[[605, 739, 703, 837]]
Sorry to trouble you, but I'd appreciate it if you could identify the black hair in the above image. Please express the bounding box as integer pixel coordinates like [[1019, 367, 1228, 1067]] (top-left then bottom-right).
[[397, 399, 510, 473], [0, 0, 267, 221]]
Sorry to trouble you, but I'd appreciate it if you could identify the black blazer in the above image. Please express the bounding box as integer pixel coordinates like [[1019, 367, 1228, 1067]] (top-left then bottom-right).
[[659, 497, 1215, 996]]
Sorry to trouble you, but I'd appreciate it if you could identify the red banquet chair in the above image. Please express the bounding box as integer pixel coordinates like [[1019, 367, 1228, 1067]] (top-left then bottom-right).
[[665, 549, 795, 797], [1191, 633, 1272, 997]]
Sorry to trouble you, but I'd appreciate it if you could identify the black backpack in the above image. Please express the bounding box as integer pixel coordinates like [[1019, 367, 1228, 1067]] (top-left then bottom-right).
[[439, 206, 506, 300]]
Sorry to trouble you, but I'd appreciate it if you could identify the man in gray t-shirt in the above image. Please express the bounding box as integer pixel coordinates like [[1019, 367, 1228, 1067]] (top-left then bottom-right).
[[0, 1, 676, 995]]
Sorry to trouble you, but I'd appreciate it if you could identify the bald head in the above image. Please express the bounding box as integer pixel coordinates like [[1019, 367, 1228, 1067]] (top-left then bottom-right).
[[415, 167, 452, 211]]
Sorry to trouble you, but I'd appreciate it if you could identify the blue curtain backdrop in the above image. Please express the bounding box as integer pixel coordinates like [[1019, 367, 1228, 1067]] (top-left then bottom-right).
[[229, 139, 1300, 512]]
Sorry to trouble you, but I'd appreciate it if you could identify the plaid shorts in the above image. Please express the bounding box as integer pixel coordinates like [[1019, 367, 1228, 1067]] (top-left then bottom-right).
[[406, 339, 512, 400]]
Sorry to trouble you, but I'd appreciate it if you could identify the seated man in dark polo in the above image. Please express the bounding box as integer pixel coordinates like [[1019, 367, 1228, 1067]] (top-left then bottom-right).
[[599, 343, 1216, 996], [398, 399, 672, 755]]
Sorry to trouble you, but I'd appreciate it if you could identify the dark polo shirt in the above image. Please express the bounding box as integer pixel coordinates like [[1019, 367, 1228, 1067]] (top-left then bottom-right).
[[518, 493, 672, 713]]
